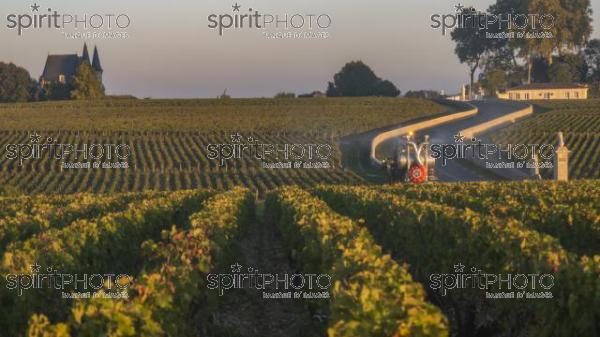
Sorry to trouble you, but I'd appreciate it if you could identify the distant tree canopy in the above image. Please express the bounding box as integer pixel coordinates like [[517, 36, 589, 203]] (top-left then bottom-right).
[[274, 92, 296, 99], [558, 53, 588, 82], [480, 68, 508, 95], [451, 7, 490, 98], [548, 62, 575, 83], [404, 90, 442, 99], [46, 82, 72, 101], [298, 91, 325, 98], [0, 60, 107, 102], [585, 39, 600, 81], [454, 0, 593, 92], [327, 61, 400, 97], [70, 62, 105, 100], [0, 62, 33, 103], [530, 53, 587, 83], [587, 81, 600, 98]]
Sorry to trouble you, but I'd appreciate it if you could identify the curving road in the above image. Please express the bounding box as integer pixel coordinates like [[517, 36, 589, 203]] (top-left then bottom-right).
[[413, 99, 531, 182], [341, 99, 534, 183]]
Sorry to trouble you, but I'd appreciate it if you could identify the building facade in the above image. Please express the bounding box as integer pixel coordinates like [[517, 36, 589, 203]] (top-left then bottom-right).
[[39, 43, 103, 88], [497, 83, 588, 100]]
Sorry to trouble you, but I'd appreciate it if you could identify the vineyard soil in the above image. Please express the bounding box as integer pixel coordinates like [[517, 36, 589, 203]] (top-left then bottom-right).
[[205, 203, 319, 337]]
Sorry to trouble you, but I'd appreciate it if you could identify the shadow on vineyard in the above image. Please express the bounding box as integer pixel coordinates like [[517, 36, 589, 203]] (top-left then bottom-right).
[[203, 202, 322, 337]]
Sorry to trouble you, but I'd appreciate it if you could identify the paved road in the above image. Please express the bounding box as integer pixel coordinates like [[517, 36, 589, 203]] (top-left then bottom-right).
[[412, 100, 530, 182], [342, 99, 532, 183]]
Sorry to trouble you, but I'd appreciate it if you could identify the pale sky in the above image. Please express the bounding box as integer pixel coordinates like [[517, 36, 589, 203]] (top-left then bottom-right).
[[1, 0, 599, 98]]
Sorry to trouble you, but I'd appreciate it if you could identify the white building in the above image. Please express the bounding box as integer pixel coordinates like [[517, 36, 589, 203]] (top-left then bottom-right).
[[497, 83, 588, 100]]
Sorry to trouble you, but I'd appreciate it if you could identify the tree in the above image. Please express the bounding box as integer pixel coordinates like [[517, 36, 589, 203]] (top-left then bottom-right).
[[374, 80, 401, 97], [531, 57, 550, 83], [451, 7, 490, 99], [326, 82, 340, 97], [587, 81, 600, 98], [404, 90, 441, 99], [482, 46, 519, 73], [555, 0, 592, 55], [521, 0, 561, 81], [29, 82, 45, 101], [548, 62, 574, 82], [46, 82, 72, 101], [70, 62, 105, 100], [482, 46, 526, 87], [584, 39, 600, 81], [0, 62, 33, 103], [481, 68, 508, 96], [274, 92, 296, 99], [557, 53, 588, 82], [327, 61, 400, 97], [490, 0, 591, 83]]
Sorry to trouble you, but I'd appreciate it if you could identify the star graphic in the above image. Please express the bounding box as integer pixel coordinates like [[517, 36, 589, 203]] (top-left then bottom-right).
[[232, 3, 241, 12], [230, 132, 243, 143], [453, 263, 465, 273], [30, 263, 41, 273], [455, 3, 464, 12], [31, 3, 40, 11], [230, 263, 242, 273], [453, 132, 465, 143], [30, 132, 41, 143]]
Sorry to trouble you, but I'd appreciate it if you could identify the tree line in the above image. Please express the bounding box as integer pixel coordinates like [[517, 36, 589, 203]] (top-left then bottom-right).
[[0, 62, 104, 103], [273, 61, 402, 99], [452, 0, 599, 97]]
